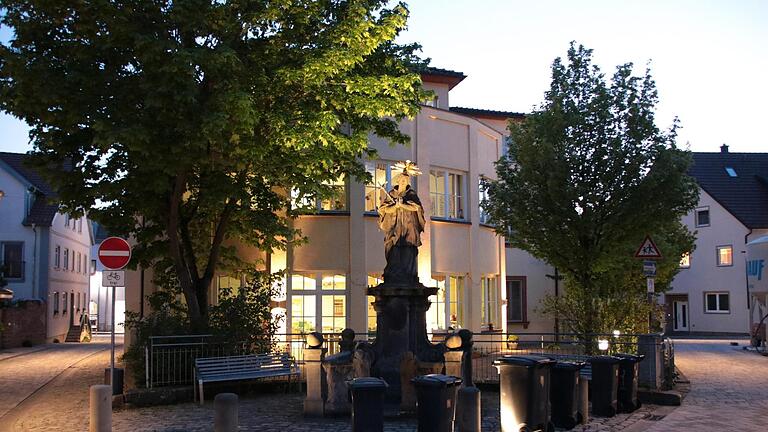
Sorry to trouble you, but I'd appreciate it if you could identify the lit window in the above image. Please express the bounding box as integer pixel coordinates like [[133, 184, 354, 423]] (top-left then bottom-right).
[[717, 245, 733, 266], [705, 292, 729, 313], [427, 275, 465, 331], [430, 169, 466, 220], [725, 167, 737, 177], [321, 274, 346, 291], [695, 208, 710, 227], [365, 161, 395, 212], [367, 275, 383, 334], [679, 252, 691, 268], [217, 275, 242, 298], [321, 295, 346, 333], [507, 276, 527, 323], [481, 275, 500, 329], [291, 295, 316, 334], [291, 177, 347, 213], [289, 273, 347, 335], [291, 274, 316, 291]]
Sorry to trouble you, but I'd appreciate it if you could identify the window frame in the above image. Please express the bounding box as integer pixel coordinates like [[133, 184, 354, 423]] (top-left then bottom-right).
[[54, 245, 61, 269], [704, 292, 730, 314], [53, 292, 60, 315], [429, 168, 468, 221], [427, 274, 466, 331], [478, 176, 492, 225], [1, 241, 25, 280], [716, 245, 733, 267], [506, 276, 528, 324], [63, 248, 69, 271], [481, 275, 501, 330], [289, 272, 348, 334], [695, 207, 710, 227], [364, 160, 397, 213]]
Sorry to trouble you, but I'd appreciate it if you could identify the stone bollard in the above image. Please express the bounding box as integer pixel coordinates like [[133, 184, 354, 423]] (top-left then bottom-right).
[[214, 393, 238, 432], [304, 332, 327, 416], [457, 386, 481, 431], [638, 333, 663, 390], [89, 384, 112, 432], [579, 377, 590, 425]]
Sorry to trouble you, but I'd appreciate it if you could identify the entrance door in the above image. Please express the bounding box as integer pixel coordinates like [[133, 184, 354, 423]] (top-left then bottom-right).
[[673, 300, 689, 331]]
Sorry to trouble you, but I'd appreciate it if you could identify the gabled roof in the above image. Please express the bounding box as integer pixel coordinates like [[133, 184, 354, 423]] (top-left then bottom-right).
[[450, 106, 526, 120], [0, 151, 59, 227], [419, 66, 467, 90], [690, 150, 768, 229]]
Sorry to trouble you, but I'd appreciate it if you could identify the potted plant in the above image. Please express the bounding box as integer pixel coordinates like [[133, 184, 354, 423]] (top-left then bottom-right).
[[506, 334, 519, 350]]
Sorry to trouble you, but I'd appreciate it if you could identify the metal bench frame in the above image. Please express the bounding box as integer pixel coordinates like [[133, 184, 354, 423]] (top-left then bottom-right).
[[194, 353, 300, 404]]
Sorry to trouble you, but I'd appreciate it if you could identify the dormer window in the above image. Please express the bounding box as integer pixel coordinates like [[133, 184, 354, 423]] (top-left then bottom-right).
[[725, 167, 737, 177]]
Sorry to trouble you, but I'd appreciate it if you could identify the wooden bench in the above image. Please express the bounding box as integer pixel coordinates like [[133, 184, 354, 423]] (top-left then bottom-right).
[[194, 353, 300, 404]]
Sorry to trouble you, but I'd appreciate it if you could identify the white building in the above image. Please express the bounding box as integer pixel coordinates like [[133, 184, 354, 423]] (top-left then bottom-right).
[[0, 152, 93, 343], [665, 145, 768, 335]]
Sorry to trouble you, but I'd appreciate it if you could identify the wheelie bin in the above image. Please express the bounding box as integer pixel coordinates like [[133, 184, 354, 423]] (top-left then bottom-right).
[[494, 355, 555, 432], [550, 361, 585, 429], [615, 353, 645, 413], [588, 356, 620, 417], [412, 374, 462, 432]]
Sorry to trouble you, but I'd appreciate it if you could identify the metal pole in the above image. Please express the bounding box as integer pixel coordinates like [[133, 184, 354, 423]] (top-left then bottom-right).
[[110, 284, 115, 393]]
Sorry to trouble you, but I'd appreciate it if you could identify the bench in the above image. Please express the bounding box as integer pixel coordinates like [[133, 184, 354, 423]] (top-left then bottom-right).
[[194, 353, 300, 404], [527, 352, 593, 379]]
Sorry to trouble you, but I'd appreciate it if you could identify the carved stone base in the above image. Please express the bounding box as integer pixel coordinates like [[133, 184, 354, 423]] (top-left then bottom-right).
[[366, 282, 446, 402]]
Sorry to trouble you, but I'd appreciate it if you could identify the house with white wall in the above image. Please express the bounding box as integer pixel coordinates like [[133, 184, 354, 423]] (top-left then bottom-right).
[[665, 145, 768, 335], [0, 152, 93, 344]]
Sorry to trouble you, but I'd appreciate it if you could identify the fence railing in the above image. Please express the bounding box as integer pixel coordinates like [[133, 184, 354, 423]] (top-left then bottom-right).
[[145, 331, 671, 388]]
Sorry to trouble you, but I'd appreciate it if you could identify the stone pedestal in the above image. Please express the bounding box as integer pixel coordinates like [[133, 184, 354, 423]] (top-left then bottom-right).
[[444, 351, 463, 379], [367, 283, 445, 402], [323, 352, 354, 415], [304, 348, 327, 416], [638, 334, 663, 390]]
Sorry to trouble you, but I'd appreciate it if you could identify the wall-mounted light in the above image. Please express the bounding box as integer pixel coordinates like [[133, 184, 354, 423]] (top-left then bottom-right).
[[0, 190, 5, 200]]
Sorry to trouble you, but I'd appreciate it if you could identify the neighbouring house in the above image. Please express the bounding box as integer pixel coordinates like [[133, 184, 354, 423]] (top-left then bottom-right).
[[122, 67, 563, 341], [0, 152, 93, 345], [664, 145, 768, 335]]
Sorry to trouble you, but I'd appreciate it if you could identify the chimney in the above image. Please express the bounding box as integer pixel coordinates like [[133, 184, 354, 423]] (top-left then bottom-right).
[[720, 143, 729, 153]]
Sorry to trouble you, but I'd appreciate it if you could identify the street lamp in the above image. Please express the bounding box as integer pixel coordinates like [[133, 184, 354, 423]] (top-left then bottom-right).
[[0, 189, 5, 201]]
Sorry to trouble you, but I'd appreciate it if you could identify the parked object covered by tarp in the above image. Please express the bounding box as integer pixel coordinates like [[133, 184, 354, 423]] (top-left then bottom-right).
[[747, 236, 768, 346]]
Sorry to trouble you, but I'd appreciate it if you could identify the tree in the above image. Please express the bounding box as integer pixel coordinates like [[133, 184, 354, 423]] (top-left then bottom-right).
[[486, 43, 699, 338], [1, 0, 429, 327]]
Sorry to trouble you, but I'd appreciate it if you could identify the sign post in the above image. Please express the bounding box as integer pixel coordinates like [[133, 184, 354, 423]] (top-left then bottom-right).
[[98, 237, 131, 395], [635, 236, 662, 332]]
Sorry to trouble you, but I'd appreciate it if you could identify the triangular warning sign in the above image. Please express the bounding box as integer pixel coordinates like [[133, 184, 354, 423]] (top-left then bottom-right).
[[635, 236, 662, 259]]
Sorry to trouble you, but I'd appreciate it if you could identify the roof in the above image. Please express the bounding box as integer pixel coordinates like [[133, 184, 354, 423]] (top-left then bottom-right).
[[690, 150, 768, 229], [419, 66, 467, 90], [0, 151, 60, 226], [450, 107, 526, 120]]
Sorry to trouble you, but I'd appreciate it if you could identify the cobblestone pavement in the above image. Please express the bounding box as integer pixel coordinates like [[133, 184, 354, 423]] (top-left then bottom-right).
[[643, 338, 768, 432], [0, 335, 121, 432]]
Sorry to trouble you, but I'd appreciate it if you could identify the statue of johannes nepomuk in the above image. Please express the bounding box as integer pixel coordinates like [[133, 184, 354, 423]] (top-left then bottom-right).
[[377, 160, 426, 285]]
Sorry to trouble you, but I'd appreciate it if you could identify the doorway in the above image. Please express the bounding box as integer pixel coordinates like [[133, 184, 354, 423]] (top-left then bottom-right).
[[673, 300, 689, 332]]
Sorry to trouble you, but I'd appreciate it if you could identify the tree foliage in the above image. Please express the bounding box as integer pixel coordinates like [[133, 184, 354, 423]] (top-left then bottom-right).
[[0, 0, 429, 326], [486, 43, 699, 336]]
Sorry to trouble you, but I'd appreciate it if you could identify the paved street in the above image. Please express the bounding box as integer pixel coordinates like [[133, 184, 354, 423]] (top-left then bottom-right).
[[0, 335, 121, 432]]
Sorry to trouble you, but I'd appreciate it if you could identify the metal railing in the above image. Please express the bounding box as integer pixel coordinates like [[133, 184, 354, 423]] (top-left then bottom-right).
[[144, 331, 671, 388]]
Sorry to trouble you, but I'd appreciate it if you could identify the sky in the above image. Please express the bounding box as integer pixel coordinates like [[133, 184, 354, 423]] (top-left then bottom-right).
[[1, 0, 766, 154]]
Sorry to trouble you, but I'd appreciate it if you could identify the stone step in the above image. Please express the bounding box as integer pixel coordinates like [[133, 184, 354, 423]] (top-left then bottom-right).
[[65, 325, 82, 343]]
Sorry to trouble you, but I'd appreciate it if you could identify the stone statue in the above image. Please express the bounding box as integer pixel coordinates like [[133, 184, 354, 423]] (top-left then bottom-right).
[[377, 161, 426, 285]]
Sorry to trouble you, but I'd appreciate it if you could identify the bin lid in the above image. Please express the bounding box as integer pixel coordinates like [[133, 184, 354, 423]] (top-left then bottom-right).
[[588, 355, 620, 364], [493, 355, 555, 367], [411, 374, 462, 387], [614, 353, 645, 363], [348, 377, 388, 389], [554, 361, 586, 370]]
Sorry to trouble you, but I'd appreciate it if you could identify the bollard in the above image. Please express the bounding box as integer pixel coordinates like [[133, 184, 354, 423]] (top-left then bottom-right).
[[89, 384, 112, 432], [579, 377, 590, 425], [456, 386, 481, 432], [214, 393, 239, 432]]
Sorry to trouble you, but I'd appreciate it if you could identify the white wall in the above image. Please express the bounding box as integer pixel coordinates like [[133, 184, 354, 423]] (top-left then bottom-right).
[[0, 167, 39, 299]]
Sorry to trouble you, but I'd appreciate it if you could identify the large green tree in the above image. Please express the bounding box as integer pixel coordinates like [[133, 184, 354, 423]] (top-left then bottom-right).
[[0, 0, 428, 327], [486, 43, 699, 337]]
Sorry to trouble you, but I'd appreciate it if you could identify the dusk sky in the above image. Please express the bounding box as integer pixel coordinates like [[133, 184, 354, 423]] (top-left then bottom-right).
[[2, 0, 766, 153]]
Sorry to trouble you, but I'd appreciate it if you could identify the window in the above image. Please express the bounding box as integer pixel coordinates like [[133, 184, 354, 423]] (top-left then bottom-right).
[[77, 292, 81, 311], [479, 177, 491, 224], [427, 275, 465, 331], [365, 161, 395, 212], [290, 273, 346, 334], [430, 169, 466, 220], [90, 259, 97, 275], [1, 242, 24, 279], [78, 219, 83, 233], [481, 275, 500, 329], [71, 251, 76, 271], [291, 177, 347, 212], [62, 292, 68, 314], [64, 214, 70, 227], [705, 292, 730, 313], [695, 208, 710, 227], [83, 254, 88, 274], [717, 245, 733, 267], [77, 252, 82, 273], [63, 249, 69, 271], [53, 292, 60, 314], [725, 167, 737, 177], [507, 276, 527, 323], [367, 275, 383, 334], [679, 252, 691, 269], [217, 275, 242, 298], [54, 245, 61, 269]]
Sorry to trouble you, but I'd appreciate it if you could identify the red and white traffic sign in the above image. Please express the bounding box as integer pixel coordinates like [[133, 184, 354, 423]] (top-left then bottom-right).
[[98, 237, 132, 270], [635, 235, 662, 259]]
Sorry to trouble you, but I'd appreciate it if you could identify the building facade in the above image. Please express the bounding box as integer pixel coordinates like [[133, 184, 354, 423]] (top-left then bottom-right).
[[664, 146, 768, 335], [0, 152, 92, 343]]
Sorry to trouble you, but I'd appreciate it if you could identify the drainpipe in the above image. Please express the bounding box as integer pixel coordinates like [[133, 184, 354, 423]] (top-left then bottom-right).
[[32, 223, 37, 298]]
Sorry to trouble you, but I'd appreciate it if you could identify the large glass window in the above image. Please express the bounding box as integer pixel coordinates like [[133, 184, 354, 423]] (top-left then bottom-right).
[[365, 161, 395, 212], [427, 275, 465, 331], [291, 295, 316, 333], [479, 177, 491, 224], [321, 295, 346, 333], [716, 245, 733, 266], [1, 242, 23, 279], [507, 276, 527, 323], [705, 292, 729, 313], [290, 273, 346, 334], [481, 275, 500, 329], [430, 169, 466, 220], [291, 177, 347, 212]]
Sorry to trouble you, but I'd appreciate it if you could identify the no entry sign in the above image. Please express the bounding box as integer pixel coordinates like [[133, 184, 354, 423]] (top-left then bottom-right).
[[98, 237, 132, 270]]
